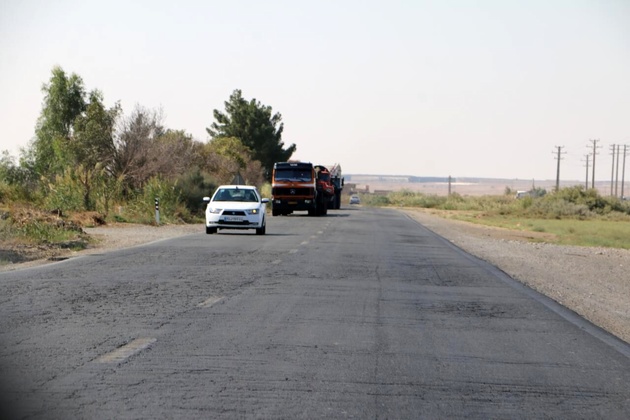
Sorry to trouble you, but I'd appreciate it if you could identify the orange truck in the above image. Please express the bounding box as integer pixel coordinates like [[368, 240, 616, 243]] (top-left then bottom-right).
[[271, 162, 335, 216]]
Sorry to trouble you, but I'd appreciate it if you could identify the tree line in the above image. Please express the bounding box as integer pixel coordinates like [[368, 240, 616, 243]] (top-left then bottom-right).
[[0, 66, 295, 222]]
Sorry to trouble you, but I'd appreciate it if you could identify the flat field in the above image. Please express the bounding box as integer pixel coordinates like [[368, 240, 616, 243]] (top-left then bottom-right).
[[347, 175, 610, 197]]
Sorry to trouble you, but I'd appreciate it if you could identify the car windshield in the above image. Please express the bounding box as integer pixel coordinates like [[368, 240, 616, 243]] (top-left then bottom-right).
[[213, 188, 259, 202], [274, 169, 312, 181]]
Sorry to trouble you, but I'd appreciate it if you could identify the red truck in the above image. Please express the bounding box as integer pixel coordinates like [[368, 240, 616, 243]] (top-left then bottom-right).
[[271, 162, 335, 216], [314, 165, 335, 215]]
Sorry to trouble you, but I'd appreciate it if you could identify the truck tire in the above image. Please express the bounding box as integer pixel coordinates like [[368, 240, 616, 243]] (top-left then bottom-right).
[[316, 194, 327, 216]]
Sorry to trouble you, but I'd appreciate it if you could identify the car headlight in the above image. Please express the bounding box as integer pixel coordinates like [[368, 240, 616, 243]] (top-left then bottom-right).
[[208, 208, 222, 214], [246, 208, 259, 215]]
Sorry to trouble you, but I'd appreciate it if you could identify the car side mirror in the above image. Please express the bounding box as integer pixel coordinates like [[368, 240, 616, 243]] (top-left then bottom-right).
[[203, 197, 210, 202], [261, 198, 270, 203]]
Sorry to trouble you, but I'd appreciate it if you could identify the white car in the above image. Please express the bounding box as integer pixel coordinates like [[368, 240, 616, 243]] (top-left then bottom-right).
[[203, 185, 269, 235], [349, 195, 360, 205]]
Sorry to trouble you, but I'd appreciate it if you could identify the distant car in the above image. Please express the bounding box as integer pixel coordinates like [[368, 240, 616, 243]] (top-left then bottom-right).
[[203, 185, 269, 235], [349, 195, 360, 205], [515, 191, 531, 199]]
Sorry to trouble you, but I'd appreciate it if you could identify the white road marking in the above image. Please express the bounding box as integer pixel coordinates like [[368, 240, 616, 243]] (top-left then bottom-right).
[[197, 296, 224, 308], [300, 241, 309, 245], [272, 259, 282, 264], [289, 249, 298, 254], [95, 338, 156, 364]]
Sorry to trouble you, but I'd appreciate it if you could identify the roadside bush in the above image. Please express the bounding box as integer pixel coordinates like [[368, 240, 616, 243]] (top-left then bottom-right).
[[363, 194, 391, 206], [553, 186, 610, 213], [522, 187, 630, 219], [259, 182, 272, 199], [526, 198, 594, 219], [388, 190, 446, 208], [175, 169, 217, 216], [0, 180, 12, 203], [1, 205, 89, 248], [42, 168, 85, 212], [122, 176, 190, 224]]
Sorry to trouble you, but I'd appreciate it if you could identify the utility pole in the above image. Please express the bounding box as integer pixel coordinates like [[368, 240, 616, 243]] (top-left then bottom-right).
[[553, 146, 565, 192], [589, 139, 600, 190], [582, 154, 590, 190], [622, 145, 628, 199], [610, 144, 617, 196], [615, 144, 621, 197]]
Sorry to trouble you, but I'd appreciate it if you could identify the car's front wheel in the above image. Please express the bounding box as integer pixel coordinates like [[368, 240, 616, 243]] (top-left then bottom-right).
[[256, 219, 266, 235], [206, 226, 217, 234]]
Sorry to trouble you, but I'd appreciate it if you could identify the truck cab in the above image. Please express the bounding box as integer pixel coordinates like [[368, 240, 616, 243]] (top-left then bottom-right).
[[271, 162, 317, 216]]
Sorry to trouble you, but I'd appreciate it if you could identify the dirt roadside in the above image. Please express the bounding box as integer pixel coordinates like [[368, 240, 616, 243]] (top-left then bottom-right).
[[1, 210, 629, 344]]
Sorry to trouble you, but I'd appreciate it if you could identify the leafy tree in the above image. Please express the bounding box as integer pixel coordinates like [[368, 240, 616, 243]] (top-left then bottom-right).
[[151, 129, 199, 180], [112, 106, 165, 191], [32, 66, 87, 177], [199, 137, 264, 186], [175, 168, 217, 216], [0, 151, 18, 184], [206, 89, 296, 179], [72, 90, 119, 169], [113, 106, 202, 201], [72, 90, 121, 210]]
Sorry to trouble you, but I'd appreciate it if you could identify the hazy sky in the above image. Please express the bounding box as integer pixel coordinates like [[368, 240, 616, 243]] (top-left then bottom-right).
[[1, 0, 629, 180]]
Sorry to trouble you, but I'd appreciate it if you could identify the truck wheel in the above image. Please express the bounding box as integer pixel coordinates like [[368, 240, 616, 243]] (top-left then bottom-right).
[[272, 209, 279, 216], [206, 227, 217, 234], [315, 197, 326, 216]]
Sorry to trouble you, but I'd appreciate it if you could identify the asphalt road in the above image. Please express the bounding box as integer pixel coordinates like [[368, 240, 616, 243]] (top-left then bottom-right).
[[1, 207, 630, 419]]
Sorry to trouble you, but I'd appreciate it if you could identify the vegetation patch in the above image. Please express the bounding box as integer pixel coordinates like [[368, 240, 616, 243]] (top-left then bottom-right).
[[1, 67, 290, 265], [363, 186, 630, 249], [0, 206, 95, 265]]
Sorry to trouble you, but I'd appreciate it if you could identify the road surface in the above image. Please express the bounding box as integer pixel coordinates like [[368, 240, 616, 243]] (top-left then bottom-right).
[[1, 207, 629, 418]]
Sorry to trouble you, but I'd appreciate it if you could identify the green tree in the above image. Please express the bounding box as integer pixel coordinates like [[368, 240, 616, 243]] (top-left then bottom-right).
[[200, 137, 264, 185], [72, 90, 121, 210], [152, 129, 199, 180], [206, 89, 296, 179], [72, 90, 119, 168], [32, 66, 87, 177]]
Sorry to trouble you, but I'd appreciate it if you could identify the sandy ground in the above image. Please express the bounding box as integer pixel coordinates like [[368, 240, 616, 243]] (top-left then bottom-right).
[[2, 211, 629, 344]]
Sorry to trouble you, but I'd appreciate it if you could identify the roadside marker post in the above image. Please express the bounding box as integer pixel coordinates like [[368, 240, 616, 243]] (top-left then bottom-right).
[[155, 197, 160, 225]]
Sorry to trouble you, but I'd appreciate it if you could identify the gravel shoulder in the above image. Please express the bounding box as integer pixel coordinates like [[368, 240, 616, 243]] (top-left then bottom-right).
[[2, 210, 629, 344]]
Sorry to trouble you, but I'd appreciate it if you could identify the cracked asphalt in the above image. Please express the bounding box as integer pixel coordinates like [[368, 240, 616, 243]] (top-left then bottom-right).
[[1, 207, 629, 419]]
